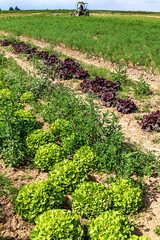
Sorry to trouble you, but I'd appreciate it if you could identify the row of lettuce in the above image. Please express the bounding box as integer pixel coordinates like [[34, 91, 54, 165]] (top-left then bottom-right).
[[15, 177, 147, 239], [0, 38, 160, 132], [0, 50, 157, 239]]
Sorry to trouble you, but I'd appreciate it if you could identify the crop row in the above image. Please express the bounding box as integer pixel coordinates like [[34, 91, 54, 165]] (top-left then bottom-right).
[[1, 38, 160, 132], [15, 175, 147, 239]]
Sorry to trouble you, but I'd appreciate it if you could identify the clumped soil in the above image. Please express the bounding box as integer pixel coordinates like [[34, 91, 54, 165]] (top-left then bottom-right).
[[0, 159, 48, 239]]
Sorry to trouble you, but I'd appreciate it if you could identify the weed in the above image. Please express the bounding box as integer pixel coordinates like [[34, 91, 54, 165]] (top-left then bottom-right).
[[111, 64, 128, 84], [154, 225, 160, 235], [155, 184, 160, 190], [134, 115, 141, 120], [156, 98, 160, 105], [27, 175, 33, 179], [152, 138, 160, 144], [0, 173, 18, 203], [141, 102, 151, 112], [20, 176, 26, 181], [133, 75, 152, 96]]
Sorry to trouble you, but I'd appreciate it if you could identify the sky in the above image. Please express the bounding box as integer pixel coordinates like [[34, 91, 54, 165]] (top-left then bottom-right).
[[0, 0, 160, 12]]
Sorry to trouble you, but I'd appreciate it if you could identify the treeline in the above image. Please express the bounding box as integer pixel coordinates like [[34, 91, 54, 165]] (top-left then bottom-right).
[[0, 6, 20, 11]]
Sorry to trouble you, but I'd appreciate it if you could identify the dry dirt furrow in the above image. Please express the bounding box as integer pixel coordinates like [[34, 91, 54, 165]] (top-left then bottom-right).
[[0, 48, 35, 74], [100, 106, 160, 155]]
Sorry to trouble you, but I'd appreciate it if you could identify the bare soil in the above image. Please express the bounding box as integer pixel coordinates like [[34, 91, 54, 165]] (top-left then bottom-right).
[[0, 31, 160, 240]]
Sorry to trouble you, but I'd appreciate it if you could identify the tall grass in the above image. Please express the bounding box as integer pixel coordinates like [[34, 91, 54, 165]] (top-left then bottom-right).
[[0, 14, 160, 68]]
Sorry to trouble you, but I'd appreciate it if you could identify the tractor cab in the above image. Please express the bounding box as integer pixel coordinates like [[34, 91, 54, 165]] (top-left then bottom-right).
[[75, 1, 89, 16]]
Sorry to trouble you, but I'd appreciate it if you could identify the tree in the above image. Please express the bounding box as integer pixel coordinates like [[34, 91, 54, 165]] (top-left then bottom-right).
[[9, 7, 14, 11], [15, 6, 20, 10]]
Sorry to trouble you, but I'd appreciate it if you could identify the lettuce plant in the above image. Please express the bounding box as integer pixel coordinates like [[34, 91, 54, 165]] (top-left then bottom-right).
[[20, 92, 36, 103], [55, 57, 89, 80], [129, 235, 150, 240], [88, 210, 134, 239], [109, 178, 143, 214], [80, 76, 120, 94], [30, 209, 84, 239], [48, 159, 88, 193], [61, 133, 84, 156], [50, 118, 72, 141], [15, 180, 64, 223], [101, 91, 115, 107], [73, 146, 98, 172], [141, 110, 160, 132], [116, 98, 137, 113], [14, 109, 41, 137], [34, 143, 64, 171], [0, 88, 12, 100], [26, 129, 55, 156], [72, 181, 112, 219]]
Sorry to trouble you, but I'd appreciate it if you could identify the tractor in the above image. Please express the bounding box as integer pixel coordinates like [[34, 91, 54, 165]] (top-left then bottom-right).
[[75, 1, 89, 16]]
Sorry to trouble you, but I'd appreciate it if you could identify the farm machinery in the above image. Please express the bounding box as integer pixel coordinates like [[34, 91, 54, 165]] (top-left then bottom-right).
[[75, 1, 89, 16]]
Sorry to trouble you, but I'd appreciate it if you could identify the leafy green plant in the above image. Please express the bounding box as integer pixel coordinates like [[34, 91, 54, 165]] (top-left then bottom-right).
[[1, 139, 28, 167], [141, 102, 151, 112], [88, 210, 134, 239], [28, 75, 55, 99], [111, 64, 128, 85], [152, 137, 160, 144], [61, 133, 85, 156], [39, 82, 158, 178], [154, 225, 160, 236], [0, 88, 12, 100], [25, 129, 55, 156], [133, 76, 152, 96], [0, 51, 7, 66], [72, 181, 112, 219], [34, 143, 64, 171], [48, 159, 88, 193], [15, 180, 64, 223], [129, 235, 150, 239], [134, 115, 141, 120], [73, 146, 98, 172], [14, 109, 41, 137], [109, 178, 143, 214], [30, 209, 84, 240], [20, 91, 36, 103], [0, 173, 18, 203], [50, 118, 73, 141]]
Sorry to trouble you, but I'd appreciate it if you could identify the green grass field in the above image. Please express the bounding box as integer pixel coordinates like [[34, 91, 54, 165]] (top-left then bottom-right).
[[0, 13, 160, 69]]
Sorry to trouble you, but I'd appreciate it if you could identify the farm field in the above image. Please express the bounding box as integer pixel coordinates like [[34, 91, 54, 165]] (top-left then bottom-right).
[[0, 13, 160, 69], [0, 11, 160, 240]]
